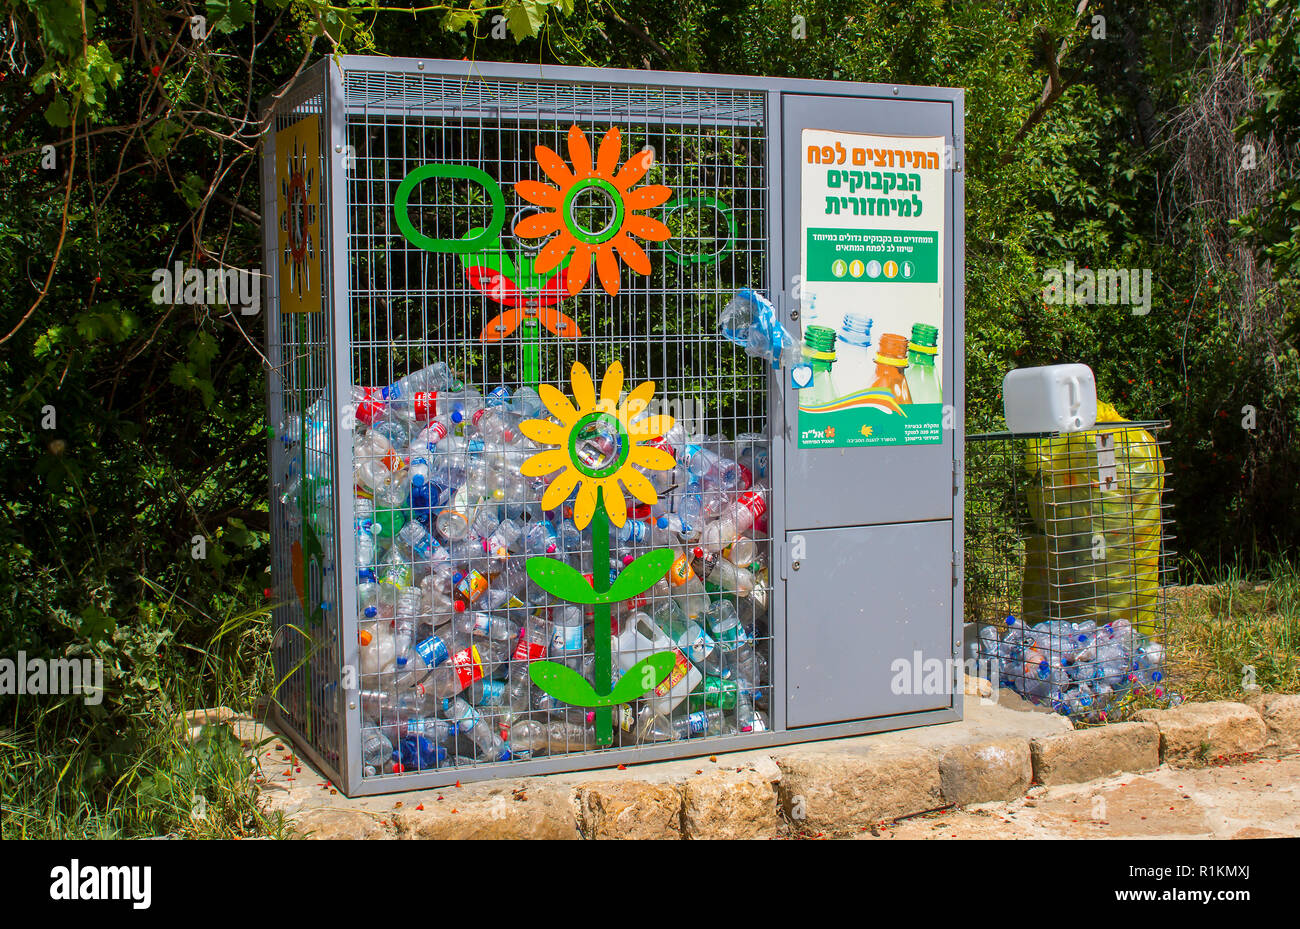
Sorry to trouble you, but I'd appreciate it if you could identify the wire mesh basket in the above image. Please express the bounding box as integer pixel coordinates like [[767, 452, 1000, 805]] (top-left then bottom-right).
[[963, 420, 1178, 721], [263, 61, 777, 790]]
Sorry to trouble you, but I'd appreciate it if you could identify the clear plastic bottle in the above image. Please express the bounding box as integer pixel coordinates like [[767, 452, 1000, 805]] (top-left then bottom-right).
[[705, 599, 759, 692], [683, 444, 739, 490], [353, 430, 404, 493], [443, 696, 510, 761], [550, 604, 585, 670], [658, 554, 710, 622], [697, 482, 768, 553], [508, 718, 548, 759], [361, 729, 393, 776]]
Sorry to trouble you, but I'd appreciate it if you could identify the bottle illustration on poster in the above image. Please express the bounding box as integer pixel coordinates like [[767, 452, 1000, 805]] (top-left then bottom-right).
[[797, 129, 946, 448]]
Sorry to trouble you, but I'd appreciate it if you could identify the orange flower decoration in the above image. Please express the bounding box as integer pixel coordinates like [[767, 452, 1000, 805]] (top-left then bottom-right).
[[513, 125, 672, 297]]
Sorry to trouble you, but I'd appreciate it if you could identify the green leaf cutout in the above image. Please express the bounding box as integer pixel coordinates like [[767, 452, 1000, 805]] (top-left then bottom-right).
[[528, 661, 600, 706], [604, 548, 675, 603], [606, 651, 679, 705], [456, 229, 518, 280], [529, 653, 679, 708], [526, 556, 600, 604]]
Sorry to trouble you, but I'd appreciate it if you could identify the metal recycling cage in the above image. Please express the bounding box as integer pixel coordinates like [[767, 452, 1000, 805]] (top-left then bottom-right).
[[260, 57, 966, 796], [963, 423, 1176, 719]]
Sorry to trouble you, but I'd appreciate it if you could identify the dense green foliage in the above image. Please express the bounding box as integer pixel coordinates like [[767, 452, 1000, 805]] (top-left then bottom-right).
[[1, 0, 1297, 835]]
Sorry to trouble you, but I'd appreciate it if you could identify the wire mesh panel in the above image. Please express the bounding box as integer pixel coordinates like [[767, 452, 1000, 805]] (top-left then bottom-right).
[[263, 65, 347, 783], [335, 68, 773, 784], [964, 422, 1177, 722]]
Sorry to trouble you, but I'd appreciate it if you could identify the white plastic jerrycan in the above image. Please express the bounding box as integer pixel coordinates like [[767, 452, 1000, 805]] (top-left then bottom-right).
[[1002, 363, 1098, 433], [613, 612, 701, 718]]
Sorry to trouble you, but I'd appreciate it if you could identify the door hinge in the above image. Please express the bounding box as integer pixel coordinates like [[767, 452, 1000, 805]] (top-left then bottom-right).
[[953, 457, 963, 496], [778, 539, 788, 580], [952, 549, 963, 587]]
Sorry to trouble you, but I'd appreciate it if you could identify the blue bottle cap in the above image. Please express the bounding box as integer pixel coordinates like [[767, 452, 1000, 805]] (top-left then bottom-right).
[[657, 516, 669, 528], [364, 606, 377, 618]]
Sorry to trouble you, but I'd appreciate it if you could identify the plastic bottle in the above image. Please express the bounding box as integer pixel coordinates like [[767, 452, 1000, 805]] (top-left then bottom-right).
[[442, 696, 510, 761], [658, 555, 710, 622], [643, 707, 729, 741], [697, 482, 768, 553], [353, 430, 404, 493], [509, 612, 553, 711], [653, 597, 716, 667], [683, 444, 739, 490], [473, 406, 522, 444], [706, 599, 759, 692], [402, 643, 488, 707], [697, 551, 757, 598], [654, 513, 696, 546], [359, 622, 397, 677], [392, 734, 448, 771], [511, 385, 544, 419], [509, 719, 549, 759], [524, 517, 559, 555], [361, 729, 393, 776], [550, 604, 585, 670]]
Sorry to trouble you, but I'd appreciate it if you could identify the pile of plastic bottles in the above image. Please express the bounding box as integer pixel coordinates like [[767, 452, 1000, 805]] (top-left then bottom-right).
[[281, 361, 772, 775], [974, 615, 1174, 721]]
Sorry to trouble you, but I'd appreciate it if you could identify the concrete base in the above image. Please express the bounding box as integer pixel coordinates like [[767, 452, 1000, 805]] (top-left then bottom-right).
[[220, 685, 1300, 838]]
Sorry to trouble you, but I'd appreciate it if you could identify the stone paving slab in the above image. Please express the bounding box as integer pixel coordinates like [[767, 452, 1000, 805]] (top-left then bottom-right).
[[856, 754, 1300, 840]]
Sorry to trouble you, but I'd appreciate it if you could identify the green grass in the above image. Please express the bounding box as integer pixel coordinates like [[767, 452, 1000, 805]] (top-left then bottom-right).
[[1166, 556, 1300, 702], [0, 592, 295, 840]]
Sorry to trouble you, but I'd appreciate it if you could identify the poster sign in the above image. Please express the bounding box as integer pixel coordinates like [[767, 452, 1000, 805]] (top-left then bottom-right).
[[275, 115, 322, 314], [797, 129, 946, 448]]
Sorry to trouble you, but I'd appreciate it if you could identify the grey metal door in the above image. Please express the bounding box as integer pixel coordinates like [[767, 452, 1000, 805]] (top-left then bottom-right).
[[779, 93, 959, 531], [785, 521, 954, 727]]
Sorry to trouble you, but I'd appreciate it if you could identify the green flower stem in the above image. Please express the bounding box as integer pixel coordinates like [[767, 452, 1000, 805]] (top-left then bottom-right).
[[521, 317, 540, 387], [592, 486, 613, 746]]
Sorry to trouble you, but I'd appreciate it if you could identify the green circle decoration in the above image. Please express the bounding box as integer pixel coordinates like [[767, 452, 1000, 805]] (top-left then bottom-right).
[[662, 195, 736, 266], [563, 178, 625, 246], [568, 411, 630, 479], [394, 164, 505, 254]]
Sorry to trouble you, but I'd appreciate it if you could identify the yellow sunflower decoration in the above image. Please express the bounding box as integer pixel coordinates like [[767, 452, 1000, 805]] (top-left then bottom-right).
[[517, 361, 675, 528], [513, 125, 673, 297]]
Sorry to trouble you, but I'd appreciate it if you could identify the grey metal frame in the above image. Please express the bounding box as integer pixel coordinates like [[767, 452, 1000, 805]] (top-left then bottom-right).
[[261, 57, 966, 796]]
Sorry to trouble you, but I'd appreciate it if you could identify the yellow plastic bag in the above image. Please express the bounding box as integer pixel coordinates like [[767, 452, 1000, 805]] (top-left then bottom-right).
[[1020, 402, 1164, 635]]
